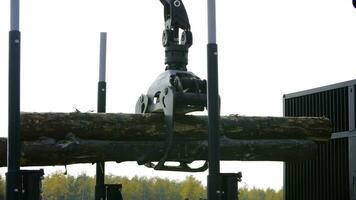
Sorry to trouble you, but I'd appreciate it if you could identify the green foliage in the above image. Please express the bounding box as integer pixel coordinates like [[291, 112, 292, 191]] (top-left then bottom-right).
[[0, 172, 283, 200], [0, 175, 5, 200], [180, 175, 206, 200], [42, 172, 70, 200], [68, 173, 95, 200], [38, 172, 207, 200], [238, 185, 283, 200]]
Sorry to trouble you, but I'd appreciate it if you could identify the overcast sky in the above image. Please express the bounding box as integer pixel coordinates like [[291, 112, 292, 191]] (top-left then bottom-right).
[[1, 0, 356, 190]]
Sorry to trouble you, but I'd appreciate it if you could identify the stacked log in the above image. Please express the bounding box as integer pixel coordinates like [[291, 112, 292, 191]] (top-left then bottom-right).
[[0, 112, 332, 167]]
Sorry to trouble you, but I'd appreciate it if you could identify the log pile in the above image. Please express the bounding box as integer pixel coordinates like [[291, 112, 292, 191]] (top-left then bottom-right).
[[0, 112, 332, 167]]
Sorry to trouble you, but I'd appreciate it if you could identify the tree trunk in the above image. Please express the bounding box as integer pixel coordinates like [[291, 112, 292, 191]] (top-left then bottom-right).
[[0, 137, 317, 167], [0, 112, 332, 166], [20, 112, 331, 142]]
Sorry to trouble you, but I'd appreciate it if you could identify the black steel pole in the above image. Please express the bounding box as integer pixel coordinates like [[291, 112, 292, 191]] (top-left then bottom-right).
[[95, 32, 107, 200], [207, 0, 221, 199], [207, 43, 220, 200], [7, 0, 22, 199], [7, 30, 22, 200]]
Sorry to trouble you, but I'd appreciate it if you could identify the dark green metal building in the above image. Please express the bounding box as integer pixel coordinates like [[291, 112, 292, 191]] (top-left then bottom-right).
[[283, 80, 356, 200]]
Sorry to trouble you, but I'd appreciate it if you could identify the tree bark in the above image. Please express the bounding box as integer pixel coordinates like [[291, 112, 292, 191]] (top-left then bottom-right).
[[20, 112, 331, 142], [0, 137, 317, 167], [0, 112, 332, 166]]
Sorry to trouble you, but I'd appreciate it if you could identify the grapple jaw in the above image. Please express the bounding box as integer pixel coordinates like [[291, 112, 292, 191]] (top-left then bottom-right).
[[135, 70, 209, 172]]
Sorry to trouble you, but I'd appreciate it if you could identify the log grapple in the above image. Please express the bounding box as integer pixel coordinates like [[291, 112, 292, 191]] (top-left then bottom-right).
[[135, 0, 208, 172]]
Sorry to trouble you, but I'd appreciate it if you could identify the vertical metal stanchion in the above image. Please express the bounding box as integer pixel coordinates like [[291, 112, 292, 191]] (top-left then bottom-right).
[[207, 0, 221, 199], [7, 0, 22, 199], [95, 32, 107, 200]]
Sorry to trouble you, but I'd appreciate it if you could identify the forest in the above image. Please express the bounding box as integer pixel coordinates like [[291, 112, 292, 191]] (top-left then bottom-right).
[[0, 172, 283, 200]]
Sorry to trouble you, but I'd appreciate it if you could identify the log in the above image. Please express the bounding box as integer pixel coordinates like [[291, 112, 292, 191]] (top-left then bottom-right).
[[21, 112, 331, 142], [0, 112, 330, 167], [0, 137, 317, 167]]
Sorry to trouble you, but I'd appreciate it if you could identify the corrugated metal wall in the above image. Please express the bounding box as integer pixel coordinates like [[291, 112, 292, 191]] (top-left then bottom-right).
[[284, 86, 350, 200]]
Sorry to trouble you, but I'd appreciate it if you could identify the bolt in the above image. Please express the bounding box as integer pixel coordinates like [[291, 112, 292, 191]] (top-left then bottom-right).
[[162, 32, 168, 46], [181, 33, 186, 43], [174, 0, 181, 7]]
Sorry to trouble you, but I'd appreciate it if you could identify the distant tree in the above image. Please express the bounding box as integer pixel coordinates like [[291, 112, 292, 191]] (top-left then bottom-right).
[[265, 188, 278, 200], [151, 177, 171, 200], [238, 185, 284, 200], [180, 175, 206, 200], [248, 187, 266, 200], [66, 175, 76, 200], [40, 171, 283, 200], [105, 174, 131, 199], [276, 189, 283, 200], [165, 179, 181, 200], [238, 184, 250, 200], [70, 173, 95, 200], [0, 175, 5, 200], [42, 171, 70, 200]]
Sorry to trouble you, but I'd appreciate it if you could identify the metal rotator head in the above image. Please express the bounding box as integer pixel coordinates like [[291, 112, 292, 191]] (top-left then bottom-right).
[[160, 0, 193, 71]]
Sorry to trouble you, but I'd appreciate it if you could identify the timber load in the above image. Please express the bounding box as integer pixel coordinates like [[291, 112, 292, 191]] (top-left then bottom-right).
[[0, 112, 332, 167]]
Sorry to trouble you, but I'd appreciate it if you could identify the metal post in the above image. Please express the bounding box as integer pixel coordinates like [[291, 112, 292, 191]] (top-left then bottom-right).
[[208, 0, 217, 44], [351, 4, 356, 198], [349, 86, 356, 200], [207, 0, 221, 199], [7, 0, 22, 199], [95, 32, 107, 200]]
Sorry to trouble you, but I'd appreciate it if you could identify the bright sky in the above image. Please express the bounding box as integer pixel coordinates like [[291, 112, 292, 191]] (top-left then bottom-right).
[[1, 0, 356, 191]]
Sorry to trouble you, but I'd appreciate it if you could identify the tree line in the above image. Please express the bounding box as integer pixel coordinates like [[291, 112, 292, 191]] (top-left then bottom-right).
[[0, 172, 282, 200]]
